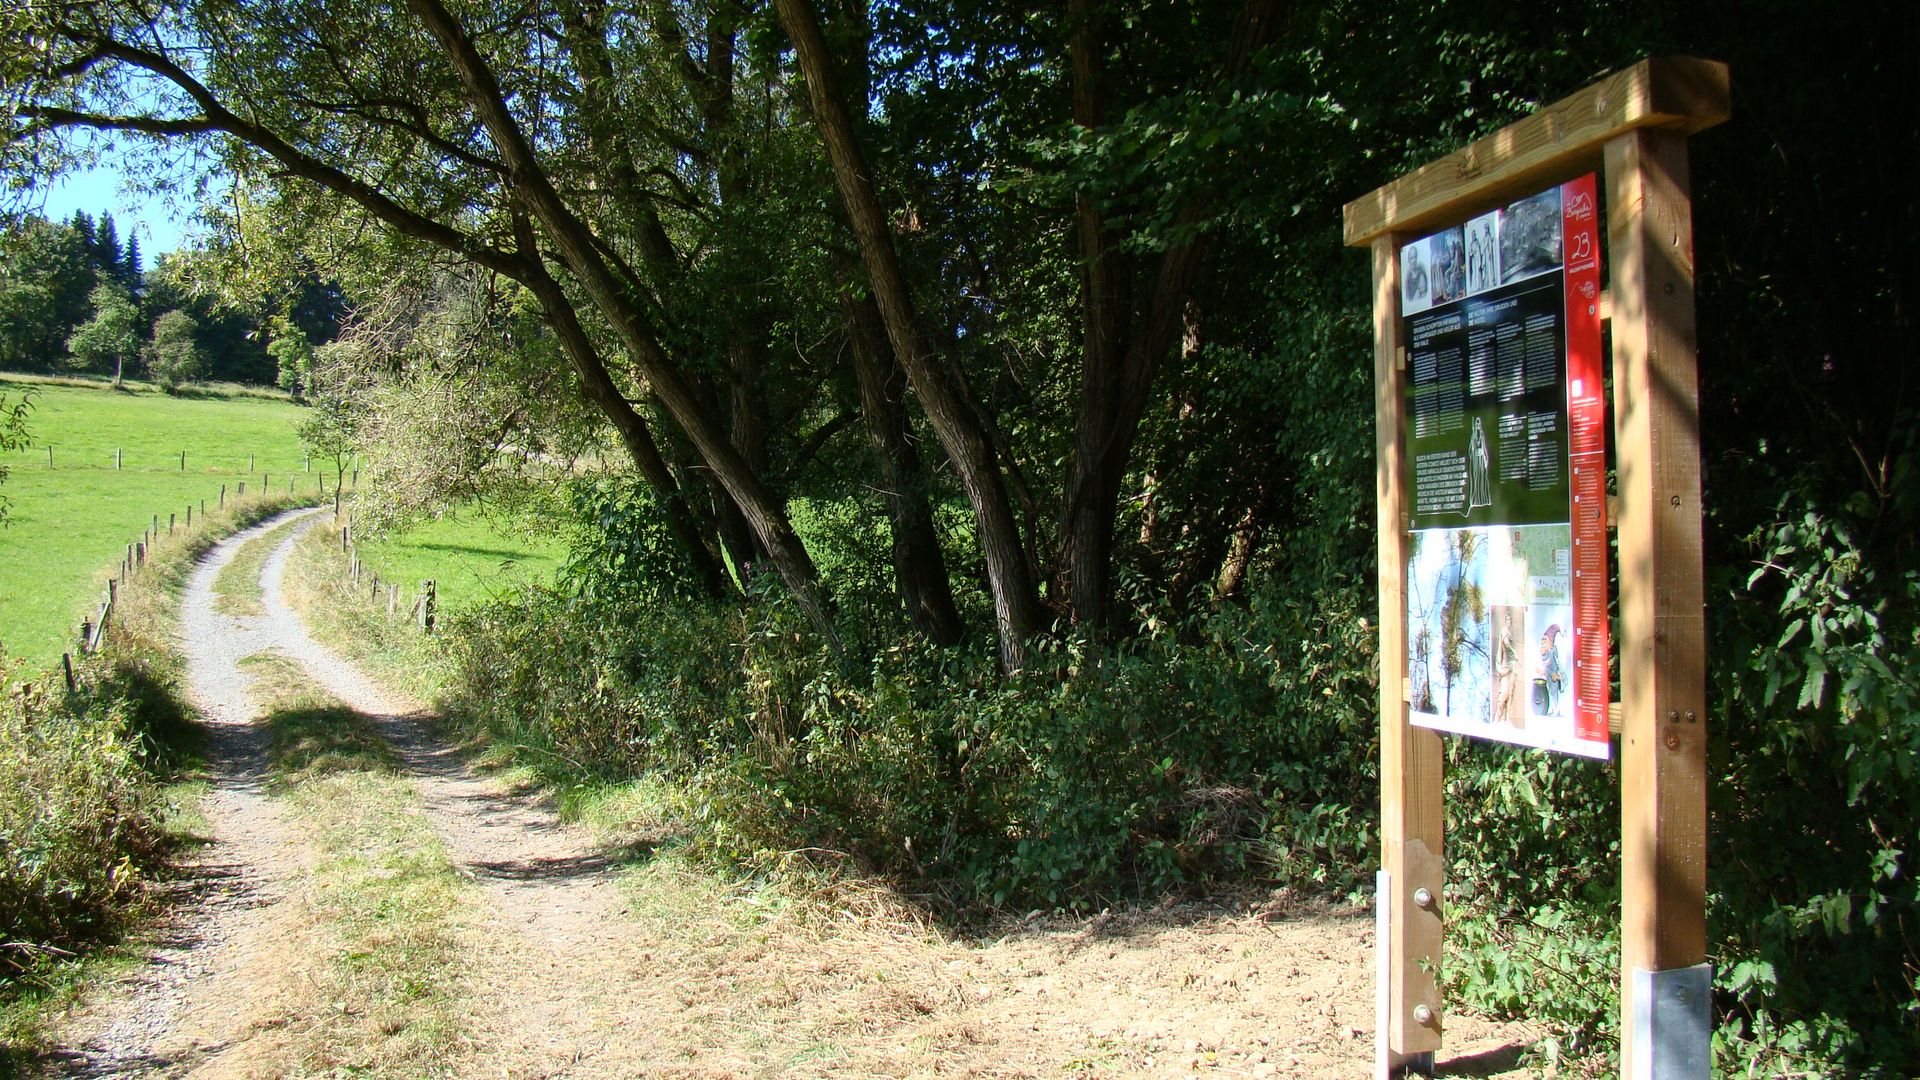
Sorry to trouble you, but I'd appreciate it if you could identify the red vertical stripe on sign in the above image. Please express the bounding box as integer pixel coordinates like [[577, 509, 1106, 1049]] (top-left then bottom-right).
[[1562, 174, 1610, 747]]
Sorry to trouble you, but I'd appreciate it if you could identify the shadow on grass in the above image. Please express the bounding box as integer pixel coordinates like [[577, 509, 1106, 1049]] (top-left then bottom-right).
[[389, 540, 532, 562], [265, 704, 400, 783]]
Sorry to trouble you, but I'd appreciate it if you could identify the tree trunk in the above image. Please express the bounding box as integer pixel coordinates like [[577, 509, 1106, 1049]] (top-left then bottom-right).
[[1057, 0, 1281, 634], [777, 0, 1042, 669], [835, 255, 965, 646], [514, 244, 732, 600]]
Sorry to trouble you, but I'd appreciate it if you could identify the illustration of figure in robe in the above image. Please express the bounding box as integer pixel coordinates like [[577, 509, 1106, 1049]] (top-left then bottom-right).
[[1493, 606, 1524, 728], [1536, 623, 1566, 716], [1465, 216, 1498, 293], [1466, 417, 1492, 511]]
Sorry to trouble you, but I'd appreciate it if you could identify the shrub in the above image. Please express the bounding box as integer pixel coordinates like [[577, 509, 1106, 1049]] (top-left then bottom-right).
[[0, 681, 168, 973]]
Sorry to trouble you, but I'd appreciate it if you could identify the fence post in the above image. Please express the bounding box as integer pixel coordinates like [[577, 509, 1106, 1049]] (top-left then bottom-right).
[[79, 619, 92, 651], [115, 448, 122, 469], [249, 452, 255, 471], [180, 450, 187, 470], [62, 653, 77, 696], [136, 541, 145, 565], [421, 580, 437, 634], [221, 484, 227, 508], [169, 513, 176, 535], [47, 445, 53, 468], [238, 481, 245, 496]]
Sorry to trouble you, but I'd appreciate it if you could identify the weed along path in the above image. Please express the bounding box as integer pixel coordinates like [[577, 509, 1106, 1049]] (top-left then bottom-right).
[[42, 511, 1543, 1079]]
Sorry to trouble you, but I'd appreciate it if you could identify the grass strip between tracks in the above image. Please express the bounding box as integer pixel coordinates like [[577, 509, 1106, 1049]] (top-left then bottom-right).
[[241, 652, 473, 1078]]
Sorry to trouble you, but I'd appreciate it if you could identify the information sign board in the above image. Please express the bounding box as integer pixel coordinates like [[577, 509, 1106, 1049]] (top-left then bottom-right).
[[1399, 175, 1610, 758]]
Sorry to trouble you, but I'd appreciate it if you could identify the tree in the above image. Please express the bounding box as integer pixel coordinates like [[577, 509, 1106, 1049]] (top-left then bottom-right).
[[267, 313, 313, 398], [0, 214, 92, 369], [65, 282, 140, 384], [146, 307, 205, 390]]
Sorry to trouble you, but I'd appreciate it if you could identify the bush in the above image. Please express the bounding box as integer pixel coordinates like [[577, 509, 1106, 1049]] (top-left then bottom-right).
[[0, 680, 168, 973]]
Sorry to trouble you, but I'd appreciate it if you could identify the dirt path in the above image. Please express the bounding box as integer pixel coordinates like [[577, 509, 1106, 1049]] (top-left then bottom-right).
[[41, 515, 1543, 1078], [38, 510, 321, 1077]]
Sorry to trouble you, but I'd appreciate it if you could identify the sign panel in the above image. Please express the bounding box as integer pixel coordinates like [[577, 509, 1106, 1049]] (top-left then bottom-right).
[[1400, 175, 1610, 758]]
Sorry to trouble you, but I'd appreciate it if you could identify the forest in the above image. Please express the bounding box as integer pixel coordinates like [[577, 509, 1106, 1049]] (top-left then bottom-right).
[[0, 209, 341, 388], [2, 0, 1915, 1071]]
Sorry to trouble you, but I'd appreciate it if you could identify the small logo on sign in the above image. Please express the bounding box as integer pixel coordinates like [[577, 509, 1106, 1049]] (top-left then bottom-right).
[[1566, 190, 1596, 219]]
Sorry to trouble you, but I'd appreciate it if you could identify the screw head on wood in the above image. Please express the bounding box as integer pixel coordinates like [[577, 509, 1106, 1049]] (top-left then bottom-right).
[[1412, 887, 1435, 909], [1412, 1003, 1435, 1025]]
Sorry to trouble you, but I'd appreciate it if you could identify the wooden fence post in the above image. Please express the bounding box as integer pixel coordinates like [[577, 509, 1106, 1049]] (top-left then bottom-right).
[[115, 448, 122, 469], [62, 653, 77, 695]]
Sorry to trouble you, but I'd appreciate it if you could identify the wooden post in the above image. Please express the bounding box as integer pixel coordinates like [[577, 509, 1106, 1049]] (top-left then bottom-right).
[[249, 452, 255, 471], [388, 583, 399, 616], [152, 514, 159, 537], [136, 541, 145, 565], [180, 450, 187, 470], [1607, 126, 1711, 1078], [47, 445, 53, 468], [79, 619, 92, 651], [220, 484, 227, 508], [238, 481, 245, 496], [169, 512, 176, 535], [62, 653, 77, 695], [115, 448, 122, 469], [421, 580, 436, 634], [1372, 235, 1445, 1068], [186, 504, 192, 526]]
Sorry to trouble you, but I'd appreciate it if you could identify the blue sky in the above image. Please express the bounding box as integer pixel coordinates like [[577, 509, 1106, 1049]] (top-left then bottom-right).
[[23, 159, 199, 265]]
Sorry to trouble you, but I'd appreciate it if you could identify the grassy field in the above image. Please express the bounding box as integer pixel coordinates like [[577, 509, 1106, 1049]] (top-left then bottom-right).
[[0, 375, 325, 672], [349, 509, 568, 613]]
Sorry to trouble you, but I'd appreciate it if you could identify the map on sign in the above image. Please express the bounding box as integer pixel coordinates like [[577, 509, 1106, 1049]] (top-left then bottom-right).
[[1399, 176, 1611, 759]]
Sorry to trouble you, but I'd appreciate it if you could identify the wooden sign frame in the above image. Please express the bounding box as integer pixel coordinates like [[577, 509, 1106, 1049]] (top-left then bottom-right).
[[1342, 57, 1729, 1077]]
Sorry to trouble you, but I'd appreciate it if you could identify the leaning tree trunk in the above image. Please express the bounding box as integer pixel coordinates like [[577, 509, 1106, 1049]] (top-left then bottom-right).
[[778, 0, 1042, 669], [412, 0, 843, 652], [835, 255, 966, 646]]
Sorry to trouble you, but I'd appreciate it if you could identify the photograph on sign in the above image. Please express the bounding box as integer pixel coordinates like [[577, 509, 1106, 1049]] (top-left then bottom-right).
[[1400, 175, 1610, 758]]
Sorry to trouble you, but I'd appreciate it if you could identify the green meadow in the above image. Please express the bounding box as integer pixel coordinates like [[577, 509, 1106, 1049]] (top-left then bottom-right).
[[349, 511, 568, 613], [0, 375, 322, 672]]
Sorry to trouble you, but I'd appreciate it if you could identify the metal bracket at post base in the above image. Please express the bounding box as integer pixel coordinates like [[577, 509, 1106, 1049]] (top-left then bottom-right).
[[1631, 964, 1712, 1080]]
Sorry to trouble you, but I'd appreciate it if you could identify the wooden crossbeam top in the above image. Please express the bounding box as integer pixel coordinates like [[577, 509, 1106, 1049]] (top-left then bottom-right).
[[1342, 57, 1729, 247]]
